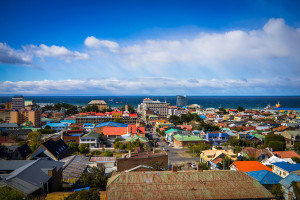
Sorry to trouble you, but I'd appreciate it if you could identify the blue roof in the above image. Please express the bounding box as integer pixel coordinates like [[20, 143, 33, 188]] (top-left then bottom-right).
[[200, 115, 206, 119], [274, 108, 300, 111], [74, 186, 90, 192], [246, 170, 282, 185], [42, 123, 68, 127], [273, 162, 300, 172], [280, 173, 300, 189], [84, 123, 94, 126], [60, 120, 76, 124], [95, 121, 128, 128]]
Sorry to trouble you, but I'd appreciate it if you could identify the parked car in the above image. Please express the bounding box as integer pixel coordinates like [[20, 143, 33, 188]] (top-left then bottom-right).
[[191, 163, 197, 169], [186, 162, 192, 166]]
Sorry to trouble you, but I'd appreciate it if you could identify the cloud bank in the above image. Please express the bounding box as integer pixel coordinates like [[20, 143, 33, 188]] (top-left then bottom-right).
[[1, 77, 299, 95]]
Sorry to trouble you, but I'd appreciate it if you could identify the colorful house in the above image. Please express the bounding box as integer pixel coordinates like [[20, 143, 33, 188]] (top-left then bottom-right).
[[205, 132, 228, 146], [230, 161, 272, 173], [173, 134, 207, 148]]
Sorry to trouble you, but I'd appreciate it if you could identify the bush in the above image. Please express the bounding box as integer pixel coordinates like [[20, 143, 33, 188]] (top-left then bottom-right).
[[268, 141, 285, 151], [265, 134, 285, 150], [65, 188, 99, 200], [294, 142, 300, 151], [104, 151, 113, 157], [292, 156, 300, 163]]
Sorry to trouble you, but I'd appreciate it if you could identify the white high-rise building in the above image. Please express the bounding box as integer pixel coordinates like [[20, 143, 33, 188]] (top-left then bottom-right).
[[139, 98, 168, 119]]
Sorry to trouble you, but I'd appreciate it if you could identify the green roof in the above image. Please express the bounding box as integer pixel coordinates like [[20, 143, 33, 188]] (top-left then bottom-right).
[[165, 129, 181, 134], [124, 135, 149, 143], [253, 134, 265, 139], [82, 131, 99, 139], [149, 115, 158, 118], [173, 134, 206, 142]]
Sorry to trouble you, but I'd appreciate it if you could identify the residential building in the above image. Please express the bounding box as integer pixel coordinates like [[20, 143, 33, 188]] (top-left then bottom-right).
[[89, 157, 116, 174], [230, 161, 272, 172], [155, 120, 174, 128], [246, 170, 283, 190], [116, 151, 168, 172], [0, 123, 18, 130], [10, 109, 41, 127], [239, 147, 273, 161], [42, 122, 68, 130], [11, 95, 24, 111], [173, 134, 207, 148], [279, 173, 300, 200], [272, 162, 300, 178], [205, 132, 228, 146], [80, 131, 100, 149], [0, 143, 32, 160], [106, 170, 274, 200], [0, 159, 64, 196], [200, 149, 237, 164], [0, 110, 10, 121], [27, 139, 70, 161], [87, 100, 107, 111], [176, 95, 187, 107], [273, 150, 300, 163], [60, 155, 89, 185]]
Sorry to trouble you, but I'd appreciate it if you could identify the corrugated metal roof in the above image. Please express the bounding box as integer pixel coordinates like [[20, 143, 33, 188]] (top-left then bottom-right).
[[280, 173, 300, 189], [90, 157, 116, 162], [107, 171, 274, 200], [246, 170, 283, 185]]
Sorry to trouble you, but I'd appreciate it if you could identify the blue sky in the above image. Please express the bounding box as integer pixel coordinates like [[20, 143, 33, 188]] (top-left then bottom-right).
[[1, 0, 300, 95]]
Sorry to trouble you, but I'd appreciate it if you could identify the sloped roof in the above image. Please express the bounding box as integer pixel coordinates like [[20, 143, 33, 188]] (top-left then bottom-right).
[[42, 139, 69, 159], [95, 121, 128, 128], [81, 131, 99, 139], [88, 100, 107, 105], [107, 170, 274, 200], [280, 173, 300, 189], [102, 127, 128, 136], [90, 157, 116, 162], [0, 159, 64, 195], [241, 147, 273, 158], [173, 134, 206, 142], [273, 151, 300, 159], [246, 170, 283, 185], [232, 161, 272, 173], [272, 162, 300, 172]]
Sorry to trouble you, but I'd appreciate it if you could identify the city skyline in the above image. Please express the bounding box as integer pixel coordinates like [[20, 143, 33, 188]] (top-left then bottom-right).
[[1, 0, 300, 96]]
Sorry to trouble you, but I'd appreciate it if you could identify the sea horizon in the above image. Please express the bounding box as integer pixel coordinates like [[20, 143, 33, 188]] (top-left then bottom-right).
[[1, 95, 300, 109]]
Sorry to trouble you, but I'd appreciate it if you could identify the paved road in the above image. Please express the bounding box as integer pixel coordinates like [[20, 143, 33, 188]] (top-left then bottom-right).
[[150, 131, 199, 165]]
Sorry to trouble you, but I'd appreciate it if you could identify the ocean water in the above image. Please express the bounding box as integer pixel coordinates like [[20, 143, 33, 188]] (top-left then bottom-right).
[[1, 96, 300, 109]]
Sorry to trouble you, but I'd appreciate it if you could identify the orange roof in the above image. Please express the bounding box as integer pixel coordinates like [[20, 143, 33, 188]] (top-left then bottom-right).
[[274, 126, 288, 131], [128, 125, 145, 134], [102, 127, 127, 136], [129, 113, 137, 117], [211, 157, 223, 164], [232, 161, 272, 173], [96, 113, 105, 116], [79, 113, 87, 115], [181, 125, 192, 131], [273, 151, 300, 159]]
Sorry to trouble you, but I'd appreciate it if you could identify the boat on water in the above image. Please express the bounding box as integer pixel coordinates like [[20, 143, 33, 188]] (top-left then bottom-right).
[[108, 99, 114, 101]]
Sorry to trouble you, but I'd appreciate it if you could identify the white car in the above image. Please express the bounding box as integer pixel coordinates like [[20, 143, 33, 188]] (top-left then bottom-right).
[[168, 144, 173, 147], [191, 163, 197, 169]]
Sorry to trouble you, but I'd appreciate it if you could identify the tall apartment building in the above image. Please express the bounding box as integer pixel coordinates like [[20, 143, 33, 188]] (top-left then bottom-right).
[[10, 109, 41, 127], [176, 95, 187, 107], [12, 96, 24, 111], [139, 98, 168, 119], [87, 100, 107, 111]]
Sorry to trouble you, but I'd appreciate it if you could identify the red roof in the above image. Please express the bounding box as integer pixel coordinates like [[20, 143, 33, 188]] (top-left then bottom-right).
[[181, 125, 192, 131], [102, 127, 128, 136], [79, 113, 87, 115], [232, 161, 272, 172], [96, 113, 105, 116], [105, 112, 112, 115], [112, 111, 123, 114], [128, 125, 145, 134], [273, 151, 300, 159], [211, 157, 223, 164], [129, 113, 138, 117]]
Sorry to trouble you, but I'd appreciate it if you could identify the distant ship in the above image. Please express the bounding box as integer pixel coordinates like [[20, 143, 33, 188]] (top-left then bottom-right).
[[108, 99, 114, 101]]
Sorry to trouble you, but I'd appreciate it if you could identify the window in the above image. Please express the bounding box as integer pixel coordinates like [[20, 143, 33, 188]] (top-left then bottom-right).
[[283, 172, 286, 176]]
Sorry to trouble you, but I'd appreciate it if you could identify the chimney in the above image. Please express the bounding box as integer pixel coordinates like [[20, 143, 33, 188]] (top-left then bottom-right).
[[171, 165, 178, 172], [197, 164, 203, 172]]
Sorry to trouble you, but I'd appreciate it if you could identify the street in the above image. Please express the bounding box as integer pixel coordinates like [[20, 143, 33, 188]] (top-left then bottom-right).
[[149, 131, 199, 165]]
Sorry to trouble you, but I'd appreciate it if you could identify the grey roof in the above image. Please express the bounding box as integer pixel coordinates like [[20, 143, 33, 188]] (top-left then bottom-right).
[[3, 129, 32, 135], [61, 155, 89, 181], [0, 160, 33, 171], [0, 159, 64, 195], [0, 123, 18, 128]]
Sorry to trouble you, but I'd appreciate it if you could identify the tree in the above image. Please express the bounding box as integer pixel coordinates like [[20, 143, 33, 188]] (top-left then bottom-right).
[[79, 144, 90, 155], [265, 134, 285, 150], [104, 151, 113, 157], [292, 156, 300, 163], [169, 115, 181, 125], [270, 184, 284, 200], [237, 106, 245, 112], [113, 118, 123, 123], [145, 143, 151, 152], [28, 131, 42, 151], [80, 165, 107, 190], [126, 142, 133, 151], [0, 186, 26, 200], [44, 125, 51, 130], [218, 107, 227, 114], [132, 139, 141, 148], [67, 142, 79, 154], [65, 188, 99, 200], [294, 142, 300, 151]]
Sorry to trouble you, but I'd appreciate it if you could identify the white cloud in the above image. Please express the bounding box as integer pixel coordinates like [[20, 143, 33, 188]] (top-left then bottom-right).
[[84, 36, 119, 52], [0, 43, 33, 66], [26, 44, 89, 62], [0, 77, 299, 95]]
